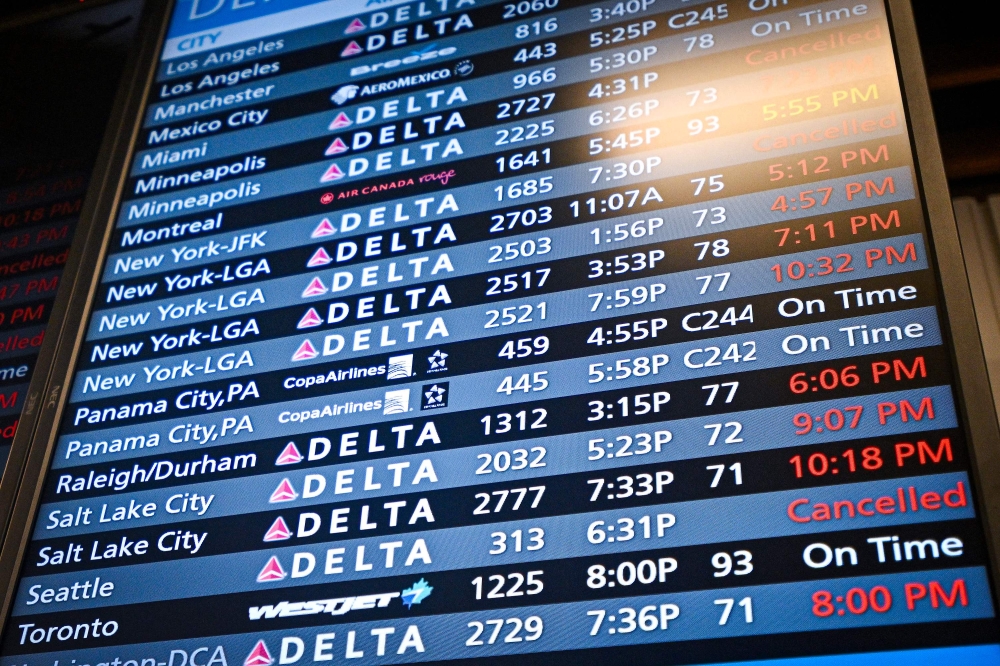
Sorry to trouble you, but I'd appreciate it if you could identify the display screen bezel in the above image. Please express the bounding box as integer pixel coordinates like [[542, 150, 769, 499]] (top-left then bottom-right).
[[1, 0, 999, 658]]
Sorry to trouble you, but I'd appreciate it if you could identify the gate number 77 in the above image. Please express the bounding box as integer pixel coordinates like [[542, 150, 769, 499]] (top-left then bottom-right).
[[696, 272, 730, 295], [702, 382, 738, 406]]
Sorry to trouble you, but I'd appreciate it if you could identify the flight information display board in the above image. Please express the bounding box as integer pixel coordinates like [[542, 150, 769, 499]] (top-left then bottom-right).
[[1, 0, 998, 663]]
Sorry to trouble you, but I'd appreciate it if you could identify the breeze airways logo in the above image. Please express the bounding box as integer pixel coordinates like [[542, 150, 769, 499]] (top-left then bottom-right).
[[248, 579, 432, 619], [350, 44, 457, 77]]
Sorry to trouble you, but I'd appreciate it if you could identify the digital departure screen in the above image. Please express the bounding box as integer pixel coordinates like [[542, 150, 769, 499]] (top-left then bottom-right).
[[2, 0, 999, 663]]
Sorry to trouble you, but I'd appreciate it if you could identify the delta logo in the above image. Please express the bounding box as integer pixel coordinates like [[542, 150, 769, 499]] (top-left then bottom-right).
[[245, 641, 273, 666], [297, 308, 323, 329], [341, 41, 364, 57], [320, 163, 346, 183], [276, 442, 303, 465], [291, 339, 319, 361], [269, 478, 299, 503], [263, 517, 292, 542], [257, 556, 287, 582], [329, 112, 352, 130], [312, 218, 336, 238], [345, 18, 365, 34], [306, 247, 333, 268], [325, 138, 349, 156], [301, 277, 327, 298]]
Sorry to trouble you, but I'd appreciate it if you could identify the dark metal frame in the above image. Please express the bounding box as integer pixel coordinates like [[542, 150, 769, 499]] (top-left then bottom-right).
[[0, 0, 173, 633], [885, 0, 1000, 601], [0, 0, 998, 650]]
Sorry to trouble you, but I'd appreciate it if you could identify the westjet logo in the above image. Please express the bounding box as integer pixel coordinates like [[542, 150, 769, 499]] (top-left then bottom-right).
[[248, 580, 431, 619]]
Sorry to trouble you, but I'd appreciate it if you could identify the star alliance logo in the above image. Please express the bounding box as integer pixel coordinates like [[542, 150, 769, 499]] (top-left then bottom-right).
[[427, 349, 448, 373], [421, 383, 448, 410]]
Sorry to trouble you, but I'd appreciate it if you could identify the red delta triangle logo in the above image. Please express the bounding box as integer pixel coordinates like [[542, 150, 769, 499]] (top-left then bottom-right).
[[325, 138, 349, 156], [302, 277, 328, 297], [297, 308, 323, 329], [345, 18, 365, 33], [320, 163, 345, 183], [329, 113, 352, 130], [276, 442, 303, 465], [307, 247, 333, 267], [291, 339, 319, 362], [257, 556, 287, 582], [245, 641, 273, 666], [263, 516, 292, 542], [341, 41, 363, 57], [312, 218, 336, 238]]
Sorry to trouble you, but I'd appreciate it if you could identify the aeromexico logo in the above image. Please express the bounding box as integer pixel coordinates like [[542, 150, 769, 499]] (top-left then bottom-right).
[[248, 579, 433, 617]]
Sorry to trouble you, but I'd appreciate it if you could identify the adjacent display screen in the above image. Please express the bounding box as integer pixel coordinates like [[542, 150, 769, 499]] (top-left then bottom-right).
[[0, 0, 143, 468], [2, 0, 999, 663]]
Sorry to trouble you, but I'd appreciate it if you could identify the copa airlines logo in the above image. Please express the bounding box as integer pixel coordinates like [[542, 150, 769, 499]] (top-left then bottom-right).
[[248, 579, 432, 617]]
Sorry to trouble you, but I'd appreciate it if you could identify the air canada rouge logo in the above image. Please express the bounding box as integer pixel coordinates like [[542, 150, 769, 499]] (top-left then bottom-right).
[[297, 308, 323, 329], [257, 556, 287, 582], [270, 478, 299, 503], [276, 442, 303, 465], [263, 517, 292, 542], [245, 641, 273, 666]]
